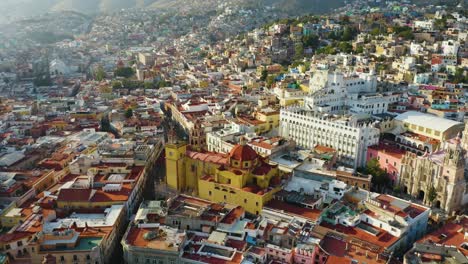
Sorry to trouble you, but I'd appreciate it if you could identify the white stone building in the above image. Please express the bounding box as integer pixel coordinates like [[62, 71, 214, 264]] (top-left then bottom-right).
[[304, 68, 395, 115], [414, 20, 435, 31], [279, 107, 380, 168]]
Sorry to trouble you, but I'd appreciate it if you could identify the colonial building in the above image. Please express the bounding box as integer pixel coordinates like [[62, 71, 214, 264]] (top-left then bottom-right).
[[393, 111, 464, 142], [165, 138, 283, 214], [399, 137, 467, 214], [303, 68, 399, 115], [279, 107, 380, 168]]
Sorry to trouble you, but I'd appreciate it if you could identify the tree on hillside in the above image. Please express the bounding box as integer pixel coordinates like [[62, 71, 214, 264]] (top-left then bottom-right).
[[341, 26, 354, 41], [449, 68, 468, 84], [316, 45, 337, 55], [355, 45, 364, 54], [303, 34, 320, 49], [95, 66, 105, 81], [266, 75, 276, 88], [294, 45, 304, 61], [260, 69, 268, 82], [114, 67, 135, 78], [338, 42, 353, 53], [111, 81, 122, 89], [125, 108, 133, 119]]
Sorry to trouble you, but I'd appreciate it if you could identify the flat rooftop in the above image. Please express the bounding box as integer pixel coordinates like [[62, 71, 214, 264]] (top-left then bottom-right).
[[125, 225, 184, 251]]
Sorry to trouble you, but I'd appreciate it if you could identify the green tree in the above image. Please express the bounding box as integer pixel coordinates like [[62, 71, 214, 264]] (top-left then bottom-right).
[[398, 30, 414, 40], [427, 186, 437, 206], [95, 66, 105, 81], [450, 68, 468, 83], [316, 45, 337, 55], [341, 26, 354, 41], [363, 158, 389, 192], [355, 45, 364, 54], [377, 55, 387, 62], [434, 18, 447, 30], [338, 42, 353, 53], [260, 69, 268, 82], [266, 75, 276, 87], [370, 27, 383, 36], [125, 108, 133, 118], [114, 67, 135, 78], [158, 80, 168, 88], [303, 34, 320, 49], [294, 45, 304, 60], [111, 81, 122, 89], [144, 82, 155, 89], [100, 116, 110, 131]]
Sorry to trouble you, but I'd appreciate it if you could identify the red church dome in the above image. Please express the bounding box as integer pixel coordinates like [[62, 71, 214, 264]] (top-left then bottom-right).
[[229, 144, 258, 162]]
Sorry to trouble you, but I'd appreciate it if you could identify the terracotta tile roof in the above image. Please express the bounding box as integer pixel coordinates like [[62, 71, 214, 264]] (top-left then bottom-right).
[[265, 200, 321, 221], [320, 235, 347, 256], [186, 151, 228, 165], [0, 231, 32, 243], [124, 226, 180, 251], [319, 222, 400, 250], [220, 206, 244, 225], [57, 188, 95, 202], [229, 144, 258, 162], [419, 216, 468, 256], [91, 184, 132, 202]]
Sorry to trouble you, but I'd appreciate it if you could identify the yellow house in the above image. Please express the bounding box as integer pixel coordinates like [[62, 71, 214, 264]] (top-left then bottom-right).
[[198, 80, 209, 88], [279, 98, 304, 107], [70, 111, 97, 120], [299, 83, 310, 93], [49, 120, 68, 130], [255, 110, 280, 131], [165, 140, 282, 214], [0, 203, 25, 228], [236, 114, 279, 135]]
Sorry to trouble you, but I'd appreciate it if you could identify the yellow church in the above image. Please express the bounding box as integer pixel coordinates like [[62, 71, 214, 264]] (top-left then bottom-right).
[[165, 137, 282, 214]]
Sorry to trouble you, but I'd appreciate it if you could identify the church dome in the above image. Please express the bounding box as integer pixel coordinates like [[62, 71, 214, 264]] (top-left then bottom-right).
[[229, 144, 258, 162]]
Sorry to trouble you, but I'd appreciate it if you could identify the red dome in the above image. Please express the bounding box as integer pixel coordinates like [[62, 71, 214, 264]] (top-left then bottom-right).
[[229, 144, 258, 161]]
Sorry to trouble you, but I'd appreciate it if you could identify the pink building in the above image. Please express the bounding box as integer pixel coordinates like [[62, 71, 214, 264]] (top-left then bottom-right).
[[266, 244, 293, 263], [293, 245, 318, 264], [367, 141, 405, 186]]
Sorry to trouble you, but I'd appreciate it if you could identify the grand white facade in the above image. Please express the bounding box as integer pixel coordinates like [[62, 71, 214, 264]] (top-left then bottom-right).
[[304, 68, 398, 115], [279, 107, 380, 168]]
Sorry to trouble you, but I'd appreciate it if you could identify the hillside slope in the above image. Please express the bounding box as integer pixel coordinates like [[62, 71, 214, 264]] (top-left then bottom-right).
[[1, 0, 346, 22]]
